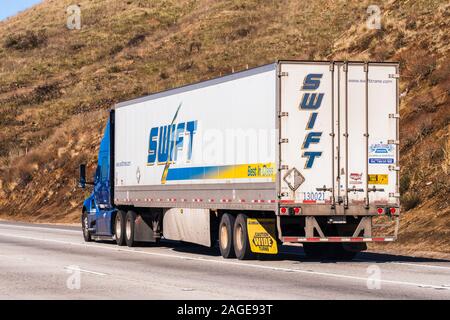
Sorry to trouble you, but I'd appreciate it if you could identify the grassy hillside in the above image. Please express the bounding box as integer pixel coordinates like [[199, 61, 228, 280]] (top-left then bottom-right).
[[0, 0, 448, 255]]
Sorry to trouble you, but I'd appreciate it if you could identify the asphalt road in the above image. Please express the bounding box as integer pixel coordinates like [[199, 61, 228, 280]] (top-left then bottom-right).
[[0, 220, 449, 299]]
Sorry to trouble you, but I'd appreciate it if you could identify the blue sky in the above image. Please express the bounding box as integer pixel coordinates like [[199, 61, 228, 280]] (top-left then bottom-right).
[[0, 0, 42, 21]]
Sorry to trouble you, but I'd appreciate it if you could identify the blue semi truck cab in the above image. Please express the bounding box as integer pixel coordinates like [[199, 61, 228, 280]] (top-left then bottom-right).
[[79, 111, 117, 240], [79, 110, 162, 246]]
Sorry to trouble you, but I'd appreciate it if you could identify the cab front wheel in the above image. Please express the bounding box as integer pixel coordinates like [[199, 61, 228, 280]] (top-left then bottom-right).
[[81, 211, 92, 242]]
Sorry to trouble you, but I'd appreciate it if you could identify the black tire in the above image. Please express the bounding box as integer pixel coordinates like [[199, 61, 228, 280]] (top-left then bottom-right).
[[303, 243, 359, 261], [219, 213, 235, 258], [334, 243, 361, 260], [233, 214, 255, 260], [81, 211, 92, 242], [125, 210, 137, 247], [302, 243, 327, 259], [114, 210, 126, 246]]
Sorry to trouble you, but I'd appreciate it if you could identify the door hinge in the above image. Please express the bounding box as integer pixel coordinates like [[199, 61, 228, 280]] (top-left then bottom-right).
[[279, 138, 289, 144], [364, 62, 369, 72], [347, 187, 364, 193], [389, 192, 401, 198], [316, 185, 333, 192], [389, 73, 400, 79], [343, 62, 348, 72], [279, 165, 289, 171], [368, 186, 385, 192], [278, 111, 289, 117], [388, 165, 400, 171], [278, 72, 288, 77], [388, 139, 400, 145], [389, 113, 400, 119]]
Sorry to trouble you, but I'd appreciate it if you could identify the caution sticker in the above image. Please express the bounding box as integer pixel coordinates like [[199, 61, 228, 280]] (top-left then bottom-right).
[[247, 218, 278, 254], [368, 174, 389, 185]]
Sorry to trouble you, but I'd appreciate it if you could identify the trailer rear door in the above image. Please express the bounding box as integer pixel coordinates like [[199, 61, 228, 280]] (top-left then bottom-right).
[[279, 61, 399, 209]]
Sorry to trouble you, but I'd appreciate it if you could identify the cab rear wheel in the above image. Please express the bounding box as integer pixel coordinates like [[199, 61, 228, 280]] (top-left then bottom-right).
[[125, 211, 137, 247], [114, 210, 126, 246]]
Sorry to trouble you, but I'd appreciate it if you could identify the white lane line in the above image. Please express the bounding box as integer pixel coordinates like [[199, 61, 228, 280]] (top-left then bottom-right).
[[355, 259, 450, 271], [391, 262, 450, 271], [1, 231, 449, 291], [6, 224, 447, 273], [64, 266, 108, 276], [0, 223, 80, 234]]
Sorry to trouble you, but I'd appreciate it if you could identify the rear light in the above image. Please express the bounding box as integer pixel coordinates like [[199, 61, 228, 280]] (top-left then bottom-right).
[[390, 207, 397, 214], [377, 207, 384, 215], [293, 207, 300, 214], [280, 207, 287, 214]]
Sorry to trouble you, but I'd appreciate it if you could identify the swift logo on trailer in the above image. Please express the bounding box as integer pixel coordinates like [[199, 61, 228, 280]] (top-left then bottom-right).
[[147, 120, 198, 165], [299, 73, 323, 169]]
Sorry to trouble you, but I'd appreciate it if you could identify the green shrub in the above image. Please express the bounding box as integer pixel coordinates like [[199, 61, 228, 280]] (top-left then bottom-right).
[[4, 30, 47, 51], [401, 192, 421, 211], [127, 34, 146, 47], [400, 174, 411, 194]]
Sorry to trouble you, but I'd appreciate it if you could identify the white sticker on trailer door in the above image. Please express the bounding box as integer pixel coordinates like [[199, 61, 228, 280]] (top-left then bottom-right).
[[280, 63, 334, 204]]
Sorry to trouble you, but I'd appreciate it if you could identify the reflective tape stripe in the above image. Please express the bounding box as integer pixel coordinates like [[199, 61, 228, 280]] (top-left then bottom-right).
[[282, 237, 395, 242]]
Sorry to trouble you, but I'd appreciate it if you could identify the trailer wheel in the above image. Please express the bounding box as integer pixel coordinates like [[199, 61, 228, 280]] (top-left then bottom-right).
[[233, 214, 255, 260], [81, 211, 92, 242], [219, 213, 235, 259], [125, 210, 137, 247], [303, 243, 359, 260], [302, 243, 327, 259], [114, 210, 126, 246], [332, 243, 360, 260]]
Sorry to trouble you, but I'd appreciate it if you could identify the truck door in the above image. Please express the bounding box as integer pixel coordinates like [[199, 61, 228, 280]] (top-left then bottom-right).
[[279, 62, 399, 209], [337, 63, 399, 208], [279, 62, 335, 205]]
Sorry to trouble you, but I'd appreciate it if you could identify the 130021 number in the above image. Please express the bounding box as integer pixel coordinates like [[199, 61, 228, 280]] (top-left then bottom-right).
[[302, 192, 325, 201]]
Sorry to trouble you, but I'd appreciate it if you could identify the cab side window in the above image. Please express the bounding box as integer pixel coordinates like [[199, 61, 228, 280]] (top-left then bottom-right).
[[100, 156, 108, 183], [94, 166, 101, 184]]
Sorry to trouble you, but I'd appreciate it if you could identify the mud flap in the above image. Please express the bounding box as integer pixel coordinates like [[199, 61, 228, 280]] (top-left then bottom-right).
[[247, 218, 278, 254]]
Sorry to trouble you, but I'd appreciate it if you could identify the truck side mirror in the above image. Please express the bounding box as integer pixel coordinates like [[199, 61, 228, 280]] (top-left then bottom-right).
[[79, 164, 86, 189]]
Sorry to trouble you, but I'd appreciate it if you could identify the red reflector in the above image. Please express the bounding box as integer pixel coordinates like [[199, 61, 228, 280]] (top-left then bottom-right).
[[390, 207, 396, 214], [377, 207, 384, 214], [280, 207, 287, 214], [294, 207, 300, 214]]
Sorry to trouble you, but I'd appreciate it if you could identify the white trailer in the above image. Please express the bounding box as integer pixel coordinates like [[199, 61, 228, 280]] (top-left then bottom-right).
[[81, 60, 400, 260]]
